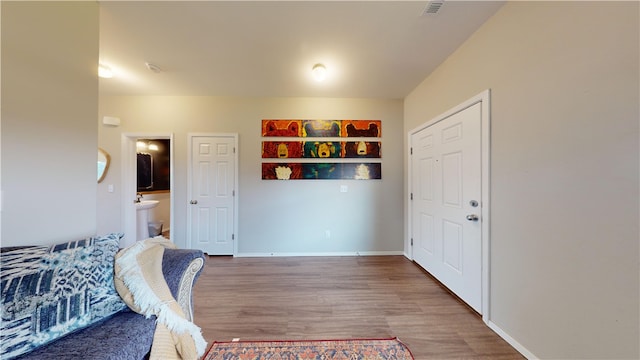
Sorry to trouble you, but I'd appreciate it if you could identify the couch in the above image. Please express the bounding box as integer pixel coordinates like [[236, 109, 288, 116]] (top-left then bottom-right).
[[0, 234, 205, 360]]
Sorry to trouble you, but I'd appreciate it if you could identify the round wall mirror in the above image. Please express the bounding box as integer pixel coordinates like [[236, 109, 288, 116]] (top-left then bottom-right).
[[98, 148, 111, 183]]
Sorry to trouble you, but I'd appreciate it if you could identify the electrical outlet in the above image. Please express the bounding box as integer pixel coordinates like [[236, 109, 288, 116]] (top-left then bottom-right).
[[340, 185, 348, 193], [325, 230, 331, 238]]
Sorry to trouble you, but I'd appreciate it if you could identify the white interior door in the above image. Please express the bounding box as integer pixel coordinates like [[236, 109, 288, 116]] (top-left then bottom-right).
[[411, 102, 483, 312], [188, 134, 237, 255]]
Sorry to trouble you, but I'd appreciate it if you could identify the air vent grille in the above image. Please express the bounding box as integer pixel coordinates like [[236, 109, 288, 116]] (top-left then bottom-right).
[[422, 0, 444, 15]]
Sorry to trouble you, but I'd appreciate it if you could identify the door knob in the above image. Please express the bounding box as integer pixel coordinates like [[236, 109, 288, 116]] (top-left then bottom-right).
[[466, 214, 479, 221], [190, 200, 198, 205]]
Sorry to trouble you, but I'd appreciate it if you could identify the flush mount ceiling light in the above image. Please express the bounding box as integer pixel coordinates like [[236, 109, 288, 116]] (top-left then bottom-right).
[[98, 64, 113, 78], [312, 63, 327, 82]]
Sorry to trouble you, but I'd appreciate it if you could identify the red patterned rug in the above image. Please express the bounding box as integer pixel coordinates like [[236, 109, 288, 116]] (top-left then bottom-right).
[[204, 337, 414, 359]]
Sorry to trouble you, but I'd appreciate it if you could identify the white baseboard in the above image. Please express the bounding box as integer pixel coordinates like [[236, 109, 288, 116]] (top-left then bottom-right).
[[487, 320, 537, 359], [235, 250, 405, 258]]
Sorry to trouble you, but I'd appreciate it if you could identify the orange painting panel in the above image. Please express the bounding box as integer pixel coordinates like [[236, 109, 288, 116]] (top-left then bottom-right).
[[341, 120, 381, 138], [262, 120, 302, 137]]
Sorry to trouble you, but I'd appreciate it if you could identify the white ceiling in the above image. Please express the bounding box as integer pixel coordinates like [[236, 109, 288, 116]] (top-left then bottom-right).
[[99, 1, 504, 99]]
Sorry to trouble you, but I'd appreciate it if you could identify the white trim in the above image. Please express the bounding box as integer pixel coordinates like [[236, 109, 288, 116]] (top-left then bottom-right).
[[121, 133, 175, 248], [407, 90, 491, 320], [186, 133, 239, 256], [121, 135, 136, 248], [406, 132, 414, 261], [480, 90, 491, 323], [235, 251, 405, 258], [488, 320, 537, 359]]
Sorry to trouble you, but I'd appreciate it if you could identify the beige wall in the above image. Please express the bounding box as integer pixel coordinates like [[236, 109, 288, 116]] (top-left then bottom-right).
[[4, 1, 638, 357], [1, 2, 99, 246], [404, 2, 639, 358], [98, 96, 404, 255]]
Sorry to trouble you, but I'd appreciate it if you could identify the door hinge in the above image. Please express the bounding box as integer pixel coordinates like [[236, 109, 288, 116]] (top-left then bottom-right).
[[232, 234, 235, 240], [410, 147, 413, 155], [233, 147, 236, 154], [232, 190, 235, 197], [410, 193, 413, 200], [411, 238, 414, 246]]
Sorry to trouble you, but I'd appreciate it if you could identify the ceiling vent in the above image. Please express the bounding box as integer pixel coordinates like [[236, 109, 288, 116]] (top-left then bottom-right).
[[422, 0, 444, 15]]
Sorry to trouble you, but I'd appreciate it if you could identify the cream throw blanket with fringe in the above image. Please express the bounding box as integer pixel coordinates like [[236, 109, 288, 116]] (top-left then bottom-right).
[[114, 237, 207, 360]]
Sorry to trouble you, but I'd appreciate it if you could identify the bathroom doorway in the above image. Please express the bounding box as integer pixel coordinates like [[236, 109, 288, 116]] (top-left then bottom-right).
[[121, 133, 174, 248]]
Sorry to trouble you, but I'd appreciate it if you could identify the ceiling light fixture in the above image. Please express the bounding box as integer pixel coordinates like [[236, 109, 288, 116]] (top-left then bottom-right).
[[312, 63, 327, 82], [98, 64, 114, 78]]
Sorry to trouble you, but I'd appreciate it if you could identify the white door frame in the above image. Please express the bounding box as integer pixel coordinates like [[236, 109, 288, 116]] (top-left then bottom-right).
[[407, 89, 491, 321], [187, 133, 239, 256], [121, 133, 174, 248]]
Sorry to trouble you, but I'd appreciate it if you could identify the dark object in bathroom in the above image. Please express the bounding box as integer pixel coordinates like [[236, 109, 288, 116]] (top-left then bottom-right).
[[137, 153, 153, 190], [137, 139, 170, 192]]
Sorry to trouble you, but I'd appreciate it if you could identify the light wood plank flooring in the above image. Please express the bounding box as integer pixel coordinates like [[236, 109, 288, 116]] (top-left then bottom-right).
[[193, 256, 524, 359]]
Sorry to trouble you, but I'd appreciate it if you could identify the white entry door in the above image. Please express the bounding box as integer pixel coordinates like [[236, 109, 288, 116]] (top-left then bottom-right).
[[188, 134, 237, 255], [411, 102, 483, 312]]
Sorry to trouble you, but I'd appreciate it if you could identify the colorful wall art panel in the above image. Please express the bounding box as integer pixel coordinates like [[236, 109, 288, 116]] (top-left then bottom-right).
[[262, 141, 303, 158], [302, 163, 340, 179], [262, 120, 302, 137], [341, 163, 381, 180], [303, 141, 341, 158], [342, 120, 381, 138], [262, 163, 303, 180], [302, 120, 341, 137], [261, 119, 382, 180], [262, 163, 381, 180], [342, 141, 381, 158]]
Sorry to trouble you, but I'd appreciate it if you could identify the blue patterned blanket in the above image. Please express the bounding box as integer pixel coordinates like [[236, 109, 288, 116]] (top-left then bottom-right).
[[0, 234, 127, 359]]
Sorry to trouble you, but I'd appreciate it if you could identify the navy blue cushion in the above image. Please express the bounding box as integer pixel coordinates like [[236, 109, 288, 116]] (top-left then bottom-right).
[[162, 248, 204, 300], [13, 311, 155, 360]]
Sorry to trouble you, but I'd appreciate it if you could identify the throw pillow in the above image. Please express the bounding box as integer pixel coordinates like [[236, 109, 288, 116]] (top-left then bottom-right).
[[0, 233, 127, 359]]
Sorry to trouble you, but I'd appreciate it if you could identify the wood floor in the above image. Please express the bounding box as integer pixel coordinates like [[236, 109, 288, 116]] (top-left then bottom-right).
[[192, 256, 524, 359]]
